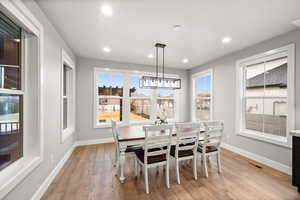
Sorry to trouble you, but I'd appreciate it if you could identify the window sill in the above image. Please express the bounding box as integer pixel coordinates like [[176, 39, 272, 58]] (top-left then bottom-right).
[[94, 122, 126, 129], [0, 156, 42, 199], [61, 128, 74, 143], [237, 129, 291, 148]]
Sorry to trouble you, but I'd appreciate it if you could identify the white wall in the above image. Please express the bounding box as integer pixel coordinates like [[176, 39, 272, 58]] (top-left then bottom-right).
[[189, 30, 300, 167], [76, 57, 189, 141], [3, 1, 76, 199]]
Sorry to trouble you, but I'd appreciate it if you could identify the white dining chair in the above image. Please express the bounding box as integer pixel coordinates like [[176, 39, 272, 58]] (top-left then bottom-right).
[[111, 120, 141, 175], [198, 120, 224, 177], [134, 124, 173, 194], [170, 122, 201, 184]]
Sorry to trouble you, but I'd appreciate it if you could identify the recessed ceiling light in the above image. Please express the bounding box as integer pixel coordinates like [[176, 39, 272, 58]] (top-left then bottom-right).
[[222, 36, 232, 44], [101, 5, 113, 16], [147, 54, 154, 58], [104, 68, 110, 71], [173, 25, 183, 31], [182, 58, 189, 63], [103, 47, 111, 53]]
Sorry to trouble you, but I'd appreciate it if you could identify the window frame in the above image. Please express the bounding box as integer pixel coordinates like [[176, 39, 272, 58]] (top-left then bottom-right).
[[61, 49, 75, 143], [191, 69, 214, 122], [236, 44, 295, 148], [94, 68, 179, 128]]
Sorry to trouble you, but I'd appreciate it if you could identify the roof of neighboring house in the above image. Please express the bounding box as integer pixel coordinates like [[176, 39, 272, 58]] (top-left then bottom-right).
[[246, 63, 287, 88]]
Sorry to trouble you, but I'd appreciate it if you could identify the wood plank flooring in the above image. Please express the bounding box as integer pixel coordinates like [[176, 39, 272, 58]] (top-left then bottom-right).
[[42, 143, 300, 200]]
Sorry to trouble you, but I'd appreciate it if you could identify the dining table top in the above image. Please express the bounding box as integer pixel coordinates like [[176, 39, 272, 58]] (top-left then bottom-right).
[[118, 124, 204, 142]]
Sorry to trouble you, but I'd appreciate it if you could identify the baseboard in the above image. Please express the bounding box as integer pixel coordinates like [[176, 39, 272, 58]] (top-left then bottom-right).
[[75, 137, 114, 146], [221, 143, 292, 175], [31, 144, 76, 200]]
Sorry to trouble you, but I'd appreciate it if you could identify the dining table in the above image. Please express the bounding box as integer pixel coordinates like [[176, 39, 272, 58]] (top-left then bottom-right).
[[117, 124, 205, 183]]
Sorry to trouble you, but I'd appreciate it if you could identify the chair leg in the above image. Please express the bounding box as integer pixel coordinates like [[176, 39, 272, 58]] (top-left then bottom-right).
[[144, 165, 149, 194], [203, 154, 208, 178], [193, 156, 197, 180], [134, 157, 138, 177], [166, 161, 170, 188], [176, 158, 181, 184], [217, 151, 222, 173]]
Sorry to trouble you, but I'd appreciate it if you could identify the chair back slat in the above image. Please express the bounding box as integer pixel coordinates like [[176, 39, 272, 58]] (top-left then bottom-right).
[[143, 124, 173, 164], [203, 121, 224, 149], [174, 122, 201, 157]]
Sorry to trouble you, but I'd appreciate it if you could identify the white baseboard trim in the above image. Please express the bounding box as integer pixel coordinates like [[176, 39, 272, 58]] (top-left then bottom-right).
[[31, 137, 114, 199], [221, 143, 292, 175], [75, 137, 114, 146], [31, 144, 76, 200]]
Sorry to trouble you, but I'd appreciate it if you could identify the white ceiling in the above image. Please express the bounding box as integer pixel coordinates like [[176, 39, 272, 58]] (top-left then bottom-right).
[[37, 0, 300, 69]]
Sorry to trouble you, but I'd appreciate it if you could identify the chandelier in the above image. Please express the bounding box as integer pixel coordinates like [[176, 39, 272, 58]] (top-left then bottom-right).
[[140, 43, 181, 89]]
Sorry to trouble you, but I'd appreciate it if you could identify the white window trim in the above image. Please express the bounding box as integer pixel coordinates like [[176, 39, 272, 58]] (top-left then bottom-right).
[[61, 49, 75, 143], [191, 69, 214, 122], [0, 1, 44, 199], [93, 68, 180, 128], [235, 44, 295, 148]]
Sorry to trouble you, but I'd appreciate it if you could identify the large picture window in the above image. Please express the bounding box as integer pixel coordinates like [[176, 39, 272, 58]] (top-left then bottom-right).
[[192, 69, 213, 121], [236, 44, 295, 146], [157, 89, 175, 120], [0, 12, 23, 171], [129, 76, 151, 121], [94, 69, 179, 127]]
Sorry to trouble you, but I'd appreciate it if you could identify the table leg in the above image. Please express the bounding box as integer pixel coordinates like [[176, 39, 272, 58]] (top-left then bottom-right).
[[119, 150, 126, 183]]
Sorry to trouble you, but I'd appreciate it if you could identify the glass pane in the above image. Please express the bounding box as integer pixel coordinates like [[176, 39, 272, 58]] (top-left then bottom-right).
[[97, 74, 123, 96], [63, 98, 67, 129], [98, 98, 122, 123], [0, 12, 21, 66], [245, 62, 265, 97], [195, 98, 210, 120], [130, 99, 151, 120], [264, 57, 287, 97], [157, 99, 174, 119], [245, 98, 263, 132], [63, 65, 67, 96], [0, 65, 21, 90], [195, 75, 211, 97], [129, 76, 151, 97], [157, 89, 174, 99], [0, 94, 22, 171], [263, 98, 287, 137]]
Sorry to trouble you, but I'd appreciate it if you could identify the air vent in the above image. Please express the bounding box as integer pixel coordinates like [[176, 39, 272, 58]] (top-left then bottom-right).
[[292, 19, 300, 28]]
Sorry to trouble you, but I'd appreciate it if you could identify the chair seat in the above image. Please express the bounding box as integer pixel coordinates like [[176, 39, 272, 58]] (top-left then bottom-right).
[[197, 145, 218, 153], [170, 145, 194, 158], [135, 149, 166, 164], [125, 145, 142, 153]]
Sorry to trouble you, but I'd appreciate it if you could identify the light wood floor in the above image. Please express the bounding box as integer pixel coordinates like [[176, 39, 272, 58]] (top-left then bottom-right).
[[42, 143, 300, 200]]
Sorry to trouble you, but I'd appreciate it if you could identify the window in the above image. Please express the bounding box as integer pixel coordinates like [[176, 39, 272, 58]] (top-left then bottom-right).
[[0, 2, 43, 198], [236, 44, 295, 147], [129, 76, 151, 121], [0, 11, 23, 171], [61, 49, 75, 142], [97, 73, 124, 124], [94, 69, 179, 127], [192, 69, 213, 121], [157, 89, 175, 120]]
